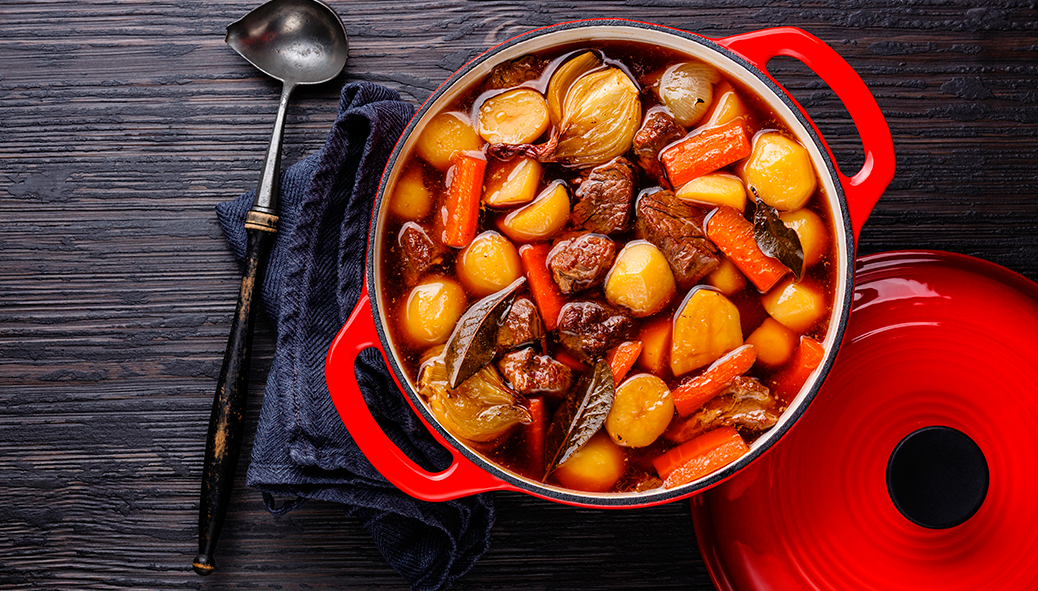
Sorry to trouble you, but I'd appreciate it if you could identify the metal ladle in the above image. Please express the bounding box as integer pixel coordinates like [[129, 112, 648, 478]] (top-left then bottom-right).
[[193, 0, 347, 576]]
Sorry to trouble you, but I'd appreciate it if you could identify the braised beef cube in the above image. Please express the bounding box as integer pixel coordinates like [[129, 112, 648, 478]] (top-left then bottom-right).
[[399, 221, 447, 287], [557, 301, 633, 364], [548, 233, 617, 294], [497, 297, 544, 351], [635, 189, 719, 287], [633, 110, 685, 187], [668, 376, 780, 443], [571, 157, 636, 235], [498, 347, 574, 396], [482, 55, 548, 92]]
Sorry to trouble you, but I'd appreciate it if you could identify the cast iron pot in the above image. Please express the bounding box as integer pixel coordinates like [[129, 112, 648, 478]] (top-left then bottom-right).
[[325, 20, 895, 508]]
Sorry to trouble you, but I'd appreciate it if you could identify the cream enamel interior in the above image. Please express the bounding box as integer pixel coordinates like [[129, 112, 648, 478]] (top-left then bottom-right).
[[372, 24, 851, 499]]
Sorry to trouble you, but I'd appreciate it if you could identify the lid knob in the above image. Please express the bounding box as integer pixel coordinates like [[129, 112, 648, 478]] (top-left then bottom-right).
[[886, 425, 988, 529]]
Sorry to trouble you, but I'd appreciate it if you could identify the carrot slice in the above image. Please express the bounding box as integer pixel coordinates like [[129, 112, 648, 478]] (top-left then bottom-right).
[[553, 349, 588, 373], [524, 396, 547, 480], [706, 205, 789, 292], [443, 153, 486, 248], [660, 119, 751, 188], [652, 426, 749, 488], [606, 341, 643, 385], [519, 243, 567, 330], [671, 344, 757, 417], [767, 335, 825, 402]]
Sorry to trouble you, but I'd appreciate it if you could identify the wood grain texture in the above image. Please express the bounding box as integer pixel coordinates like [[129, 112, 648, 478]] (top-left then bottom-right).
[[1, 1, 1035, 589]]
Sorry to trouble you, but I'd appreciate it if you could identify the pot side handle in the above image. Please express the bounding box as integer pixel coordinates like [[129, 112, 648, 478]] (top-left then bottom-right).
[[716, 27, 895, 244], [325, 287, 514, 501]]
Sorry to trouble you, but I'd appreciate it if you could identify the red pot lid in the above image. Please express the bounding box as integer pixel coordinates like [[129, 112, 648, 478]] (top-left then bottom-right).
[[692, 250, 1038, 591]]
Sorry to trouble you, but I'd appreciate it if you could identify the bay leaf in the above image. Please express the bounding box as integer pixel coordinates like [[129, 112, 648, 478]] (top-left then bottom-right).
[[444, 277, 526, 388], [543, 359, 615, 479], [753, 200, 804, 281]]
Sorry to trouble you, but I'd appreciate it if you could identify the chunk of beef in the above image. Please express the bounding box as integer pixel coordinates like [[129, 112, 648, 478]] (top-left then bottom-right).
[[498, 347, 574, 396], [571, 157, 636, 235], [665, 376, 780, 444], [635, 189, 719, 287], [548, 233, 617, 294], [482, 55, 548, 92], [398, 221, 447, 287], [557, 301, 633, 364], [633, 109, 685, 187], [496, 297, 544, 351]]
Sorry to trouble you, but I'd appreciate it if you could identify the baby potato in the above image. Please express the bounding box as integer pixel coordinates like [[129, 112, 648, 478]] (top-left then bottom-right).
[[551, 431, 627, 492], [415, 111, 483, 171], [675, 172, 747, 212], [456, 231, 523, 297], [388, 163, 434, 221], [478, 88, 551, 145], [742, 132, 817, 211], [606, 374, 675, 448], [779, 208, 829, 268], [400, 277, 467, 346], [483, 156, 541, 208], [705, 256, 748, 296], [706, 86, 750, 127], [637, 315, 672, 374], [604, 241, 677, 317], [500, 182, 570, 243], [671, 287, 743, 376], [761, 277, 826, 333], [746, 316, 798, 367]]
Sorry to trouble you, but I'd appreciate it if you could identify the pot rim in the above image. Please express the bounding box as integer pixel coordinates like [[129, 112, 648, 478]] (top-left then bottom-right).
[[365, 19, 855, 507]]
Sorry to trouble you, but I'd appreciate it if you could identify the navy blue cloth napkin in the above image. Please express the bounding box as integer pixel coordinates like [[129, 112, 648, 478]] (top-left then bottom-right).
[[215, 82, 494, 591]]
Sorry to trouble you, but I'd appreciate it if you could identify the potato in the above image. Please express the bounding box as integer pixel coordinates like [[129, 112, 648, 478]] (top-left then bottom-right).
[[551, 431, 627, 492], [606, 374, 674, 448], [500, 181, 570, 243], [604, 241, 677, 317], [671, 287, 743, 376], [483, 156, 541, 208], [761, 277, 826, 333], [741, 132, 817, 211], [388, 164, 434, 221], [675, 172, 747, 212], [456, 231, 523, 297], [400, 277, 467, 346], [477, 88, 551, 145], [637, 315, 671, 374], [415, 111, 483, 171], [746, 316, 798, 367], [705, 256, 747, 296], [779, 208, 828, 268], [705, 87, 749, 127]]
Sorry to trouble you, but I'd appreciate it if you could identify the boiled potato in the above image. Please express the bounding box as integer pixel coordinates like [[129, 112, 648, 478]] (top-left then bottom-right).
[[606, 374, 674, 448], [671, 287, 743, 376], [742, 132, 817, 211], [705, 85, 749, 127], [779, 208, 828, 268], [637, 315, 671, 375], [604, 241, 677, 317], [552, 431, 626, 492], [483, 157, 541, 208], [746, 316, 798, 367], [500, 182, 570, 243], [761, 277, 826, 333], [477, 88, 551, 145], [415, 111, 483, 171], [705, 256, 747, 296], [388, 164, 434, 221], [400, 277, 467, 346], [456, 231, 523, 297], [676, 172, 747, 211]]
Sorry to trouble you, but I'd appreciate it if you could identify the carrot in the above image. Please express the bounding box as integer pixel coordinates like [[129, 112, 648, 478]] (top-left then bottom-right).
[[767, 335, 825, 402], [443, 152, 486, 247], [706, 205, 789, 292], [652, 426, 749, 488], [660, 119, 751, 188], [606, 341, 643, 385], [519, 243, 567, 330], [553, 349, 588, 373], [636, 315, 671, 374], [672, 344, 757, 417], [524, 396, 547, 479]]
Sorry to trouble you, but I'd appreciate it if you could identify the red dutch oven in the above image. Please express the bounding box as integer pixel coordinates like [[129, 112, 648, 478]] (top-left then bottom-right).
[[324, 20, 895, 507]]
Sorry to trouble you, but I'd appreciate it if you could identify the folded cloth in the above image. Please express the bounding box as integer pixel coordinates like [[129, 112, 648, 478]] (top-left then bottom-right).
[[215, 82, 494, 591]]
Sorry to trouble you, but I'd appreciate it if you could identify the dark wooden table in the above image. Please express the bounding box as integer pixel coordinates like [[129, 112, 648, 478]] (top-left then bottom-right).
[[2, 1, 1036, 589]]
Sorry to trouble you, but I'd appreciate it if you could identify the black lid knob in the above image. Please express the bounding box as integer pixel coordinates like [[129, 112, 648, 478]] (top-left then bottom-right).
[[886, 426, 988, 529]]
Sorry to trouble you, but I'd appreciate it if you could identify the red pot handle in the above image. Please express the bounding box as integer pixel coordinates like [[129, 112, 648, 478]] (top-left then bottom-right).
[[716, 27, 895, 244], [325, 287, 514, 501]]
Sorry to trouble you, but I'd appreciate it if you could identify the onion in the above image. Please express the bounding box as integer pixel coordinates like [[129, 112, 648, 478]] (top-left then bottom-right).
[[555, 67, 641, 168], [657, 62, 721, 127]]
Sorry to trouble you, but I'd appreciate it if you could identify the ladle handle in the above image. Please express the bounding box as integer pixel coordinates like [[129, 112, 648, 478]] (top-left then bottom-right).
[[193, 219, 276, 575]]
